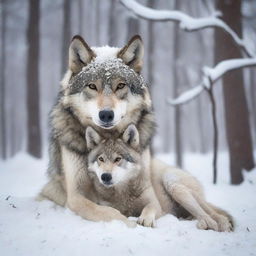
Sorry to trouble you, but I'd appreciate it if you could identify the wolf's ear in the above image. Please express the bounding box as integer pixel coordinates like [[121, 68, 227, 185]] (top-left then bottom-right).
[[86, 127, 101, 150], [69, 35, 95, 74], [118, 35, 144, 73], [123, 124, 140, 149]]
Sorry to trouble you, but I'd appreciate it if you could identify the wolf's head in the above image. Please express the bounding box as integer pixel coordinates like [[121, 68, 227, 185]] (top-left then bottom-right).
[[85, 124, 141, 187], [61, 35, 152, 129]]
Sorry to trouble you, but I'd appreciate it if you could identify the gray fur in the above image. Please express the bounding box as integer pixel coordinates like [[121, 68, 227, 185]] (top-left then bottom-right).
[[88, 171, 147, 217], [69, 59, 146, 95], [47, 98, 155, 177], [84, 126, 161, 220], [46, 58, 155, 178]]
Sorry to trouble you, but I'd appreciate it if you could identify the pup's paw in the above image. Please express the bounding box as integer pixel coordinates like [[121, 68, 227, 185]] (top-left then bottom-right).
[[216, 215, 233, 232], [137, 215, 156, 228], [197, 216, 218, 231]]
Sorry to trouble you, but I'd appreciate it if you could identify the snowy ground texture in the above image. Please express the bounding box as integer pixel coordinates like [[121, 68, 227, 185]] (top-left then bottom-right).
[[0, 152, 256, 256]]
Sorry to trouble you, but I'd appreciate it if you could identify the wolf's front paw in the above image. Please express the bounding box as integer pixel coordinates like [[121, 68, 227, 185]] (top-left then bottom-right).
[[125, 220, 137, 228], [137, 214, 156, 228], [216, 215, 233, 232], [95, 205, 133, 227], [197, 216, 218, 231]]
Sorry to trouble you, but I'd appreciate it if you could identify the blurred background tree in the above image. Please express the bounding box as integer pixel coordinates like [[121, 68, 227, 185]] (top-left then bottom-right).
[[0, 0, 255, 184]]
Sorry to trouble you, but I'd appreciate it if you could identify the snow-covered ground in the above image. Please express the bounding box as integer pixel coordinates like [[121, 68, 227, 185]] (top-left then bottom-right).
[[0, 152, 255, 256]]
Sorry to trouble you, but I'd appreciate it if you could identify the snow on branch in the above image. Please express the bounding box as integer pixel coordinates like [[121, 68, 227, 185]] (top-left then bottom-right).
[[167, 83, 204, 105], [168, 58, 256, 105], [120, 0, 255, 57], [203, 58, 256, 85]]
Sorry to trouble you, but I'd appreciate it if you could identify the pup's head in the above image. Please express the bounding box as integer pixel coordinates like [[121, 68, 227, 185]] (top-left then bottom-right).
[[61, 35, 151, 129], [86, 124, 141, 187]]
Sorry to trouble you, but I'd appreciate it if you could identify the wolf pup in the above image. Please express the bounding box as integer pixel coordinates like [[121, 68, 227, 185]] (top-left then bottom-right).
[[85, 124, 162, 227], [86, 124, 233, 232]]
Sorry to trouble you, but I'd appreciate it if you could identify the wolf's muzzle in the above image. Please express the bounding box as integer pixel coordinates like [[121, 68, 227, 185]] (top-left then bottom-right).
[[101, 173, 112, 185], [99, 109, 114, 124]]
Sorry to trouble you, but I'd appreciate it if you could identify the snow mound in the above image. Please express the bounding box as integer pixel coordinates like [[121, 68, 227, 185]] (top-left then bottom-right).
[[0, 152, 256, 256]]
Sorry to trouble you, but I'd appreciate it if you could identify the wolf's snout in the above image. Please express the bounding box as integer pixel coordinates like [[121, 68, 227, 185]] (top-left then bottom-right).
[[101, 173, 112, 184], [99, 110, 114, 123]]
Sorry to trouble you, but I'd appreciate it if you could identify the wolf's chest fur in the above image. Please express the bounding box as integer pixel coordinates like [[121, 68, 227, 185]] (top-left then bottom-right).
[[90, 177, 147, 217]]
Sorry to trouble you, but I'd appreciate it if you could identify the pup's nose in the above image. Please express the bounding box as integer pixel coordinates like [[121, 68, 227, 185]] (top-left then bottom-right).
[[99, 110, 114, 123], [101, 173, 112, 183]]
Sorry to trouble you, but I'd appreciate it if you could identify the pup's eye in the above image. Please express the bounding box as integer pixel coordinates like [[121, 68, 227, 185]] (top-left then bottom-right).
[[88, 83, 97, 90], [98, 157, 104, 162], [116, 83, 126, 90], [114, 157, 122, 163]]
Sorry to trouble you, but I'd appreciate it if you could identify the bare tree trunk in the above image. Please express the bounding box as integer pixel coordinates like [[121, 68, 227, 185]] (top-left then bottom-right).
[[126, 16, 139, 41], [10, 103, 16, 156], [26, 0, 41, 158], [61, 0, 71, 76], [197, 96, 207, 153], [172, 0, 182, 167], [147, 0, 155, 89], [249, 69, 256, 137], [108, 0, 116, 46], [207, 85, 218, 184], [215, 0, 254, 184], [94, 0, 100, 45], [78, 0, 83, 35], [195, 6, 207, 154], [0, 0, 6, 159]]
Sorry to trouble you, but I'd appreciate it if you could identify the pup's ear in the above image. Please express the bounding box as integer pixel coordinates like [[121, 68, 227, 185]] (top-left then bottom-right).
[[69, 35, 95, 74], [118, 35, 144, 73], [86, 127, 101, 150], [123, 124, 140, 149]]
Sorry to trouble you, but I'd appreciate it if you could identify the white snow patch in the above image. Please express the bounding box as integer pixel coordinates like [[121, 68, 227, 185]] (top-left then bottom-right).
[[91, 46, 120, 63], [0, 152, 256, 256]]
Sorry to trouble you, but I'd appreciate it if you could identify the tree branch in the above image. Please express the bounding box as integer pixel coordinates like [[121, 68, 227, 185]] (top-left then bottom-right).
[[206, 85, 218, 184], [120, 0, 255, 57], [167, 58, 256, 105]]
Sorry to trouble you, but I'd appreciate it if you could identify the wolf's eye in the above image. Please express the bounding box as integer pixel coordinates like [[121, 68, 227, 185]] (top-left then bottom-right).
[[114, 157, 122, 163], [98, 156, 104, 162], [116, 83, 126, 91], [88, 83, 97, 90]]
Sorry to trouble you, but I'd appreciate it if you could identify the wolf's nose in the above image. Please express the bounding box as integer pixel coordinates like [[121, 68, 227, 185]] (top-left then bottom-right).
[[101, 173, 112, 183], [99, 110, 114, 123]]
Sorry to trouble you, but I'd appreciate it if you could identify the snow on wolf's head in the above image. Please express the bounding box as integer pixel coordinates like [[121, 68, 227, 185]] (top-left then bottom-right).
[[61, 35, 152, 130], [86, 124, 141, 187]]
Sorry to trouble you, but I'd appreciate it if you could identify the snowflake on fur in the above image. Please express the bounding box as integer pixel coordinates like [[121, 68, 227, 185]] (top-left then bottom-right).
[[69, 58, 147, 94]]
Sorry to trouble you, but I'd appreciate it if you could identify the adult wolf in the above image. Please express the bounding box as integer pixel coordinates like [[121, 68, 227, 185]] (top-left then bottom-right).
[[39, 35, 233, 231], [40, 35, 156, 227]]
